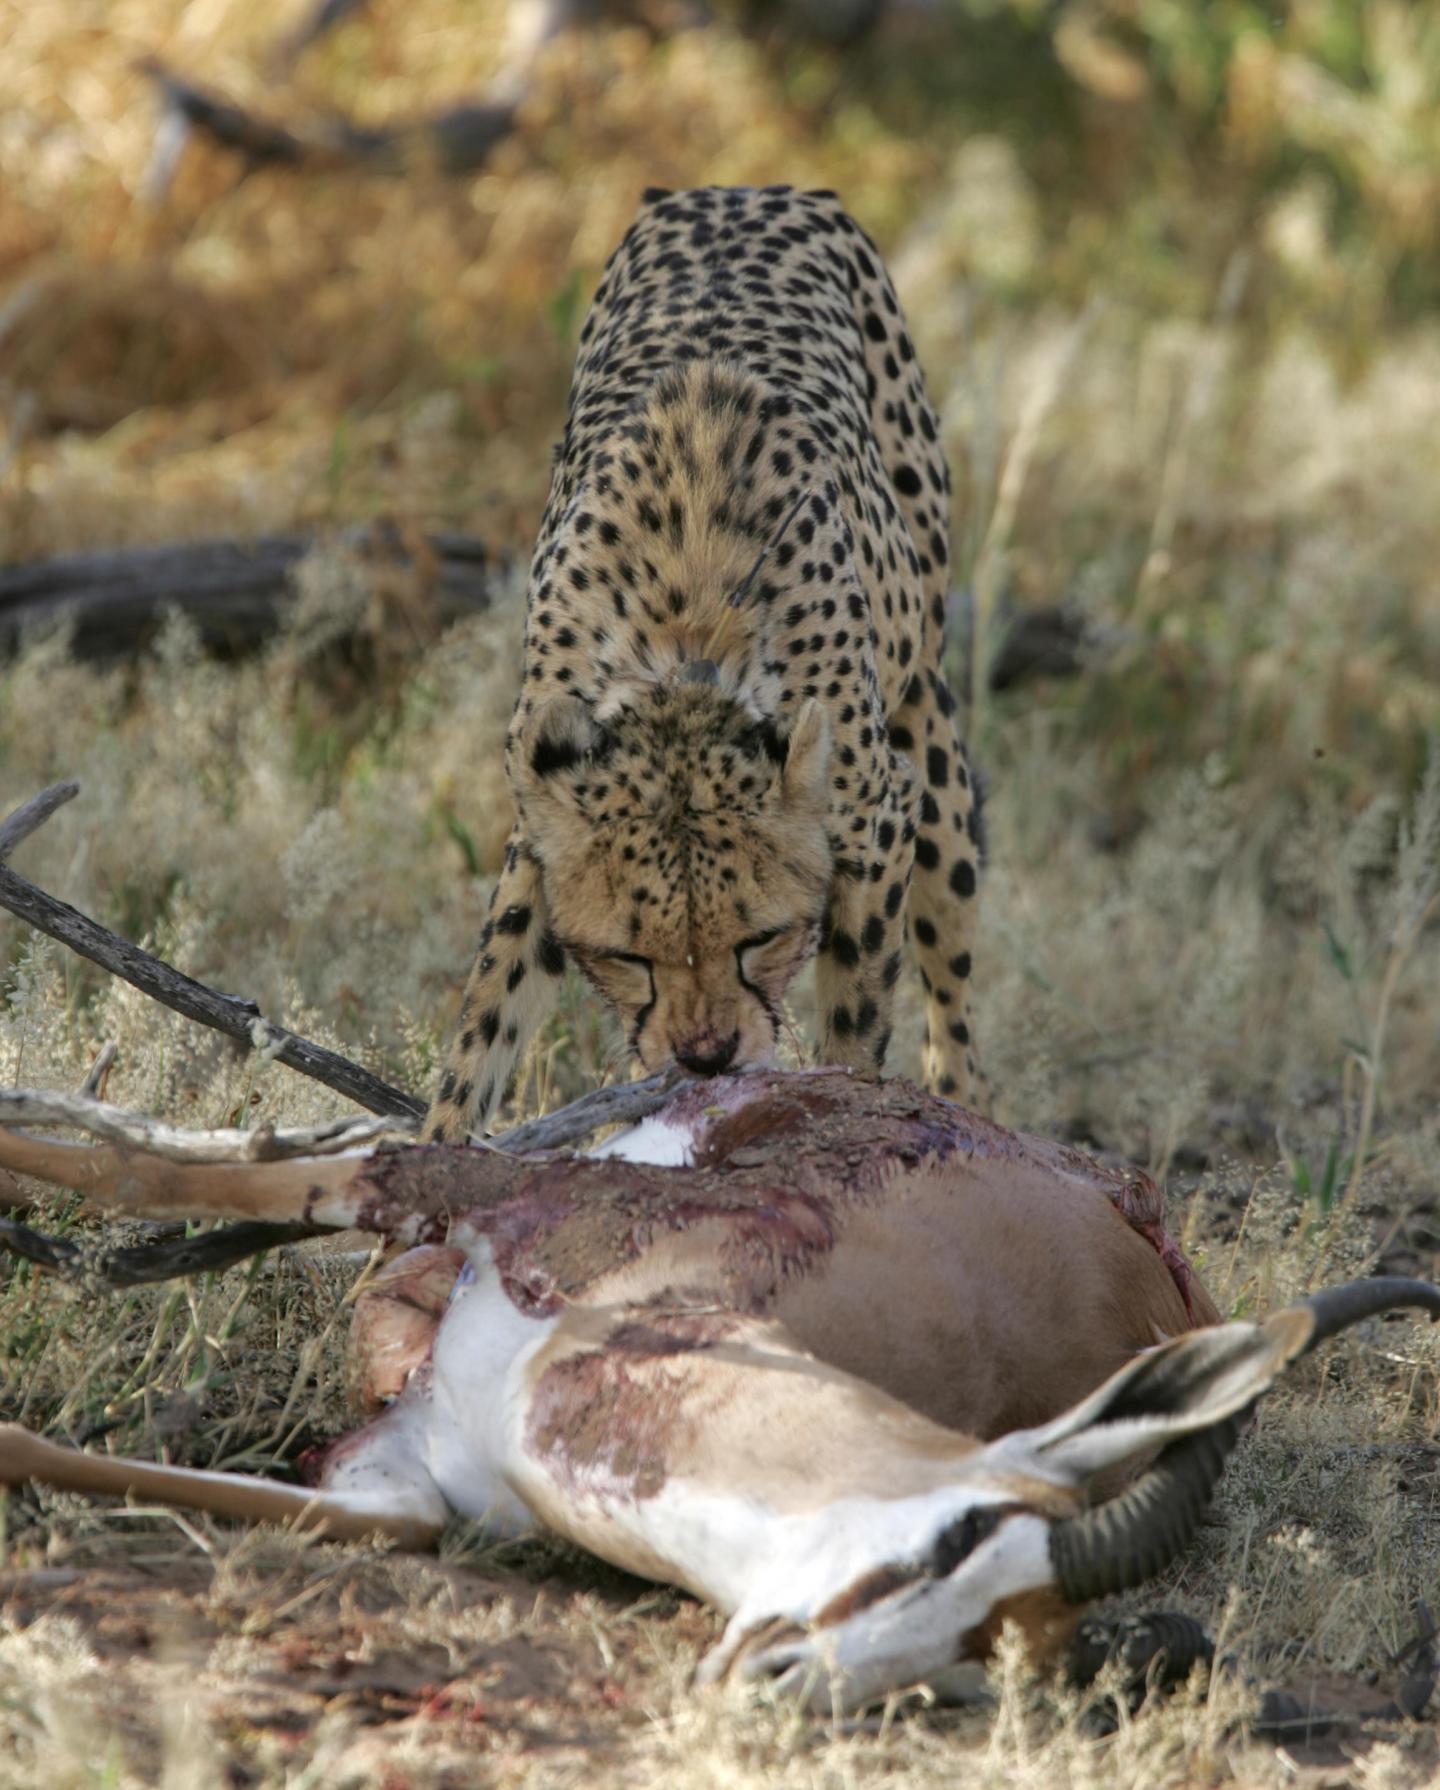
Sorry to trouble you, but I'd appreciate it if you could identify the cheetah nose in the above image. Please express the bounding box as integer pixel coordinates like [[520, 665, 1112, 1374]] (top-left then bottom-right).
[[675, 1033, 740, 1077]]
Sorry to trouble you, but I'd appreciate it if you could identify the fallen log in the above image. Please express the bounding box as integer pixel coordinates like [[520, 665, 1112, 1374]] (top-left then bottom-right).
[[0, 526, 498, 662], [139, 6, 903, 194], [139, 57, 521, 182], [1, 532, 1096, 688], [988, 603, 1097, 691]]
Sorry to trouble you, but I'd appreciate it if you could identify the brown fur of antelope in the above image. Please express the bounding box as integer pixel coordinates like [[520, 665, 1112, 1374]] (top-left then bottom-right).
[[0, 1070, 1436, 1711]]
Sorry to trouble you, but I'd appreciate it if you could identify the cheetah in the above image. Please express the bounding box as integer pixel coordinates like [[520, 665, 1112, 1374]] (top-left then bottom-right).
[[424, 184, 983, 1142]]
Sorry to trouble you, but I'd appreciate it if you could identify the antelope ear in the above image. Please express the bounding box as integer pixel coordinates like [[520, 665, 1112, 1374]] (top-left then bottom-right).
[[1010, 1278, 1440, 1607], [989, 1275, 1440, 1489], [989, 1320, 1294, 1489], [513, 696, 616, 806], [779, 698, 831, 812]]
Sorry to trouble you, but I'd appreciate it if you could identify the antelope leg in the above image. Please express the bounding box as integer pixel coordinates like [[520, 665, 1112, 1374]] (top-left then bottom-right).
[[0, 1130, 376, 1229], [0, 1400, 449, 1549], [0, 1119, 522, 1239]]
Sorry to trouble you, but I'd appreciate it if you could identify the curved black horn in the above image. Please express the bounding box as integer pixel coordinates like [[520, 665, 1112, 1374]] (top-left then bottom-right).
[[1049, 1410, 1249, 1605], [1050, 1275, 1440, 1605], [1301, 1275, 1440, 1351], [1067, 1611, 1214, 1691]]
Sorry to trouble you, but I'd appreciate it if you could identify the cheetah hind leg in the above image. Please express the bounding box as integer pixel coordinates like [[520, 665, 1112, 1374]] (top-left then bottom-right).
[[422, 828, 567, 1143], [894, 668, 987, 1112]]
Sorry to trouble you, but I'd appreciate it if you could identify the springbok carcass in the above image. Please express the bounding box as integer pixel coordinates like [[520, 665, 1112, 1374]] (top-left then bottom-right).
[[2, 1068, 1437, 1710]]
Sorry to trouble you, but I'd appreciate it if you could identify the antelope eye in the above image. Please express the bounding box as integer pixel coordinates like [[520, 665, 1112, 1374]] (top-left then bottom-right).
[[929, 1506, 1005, 1578]]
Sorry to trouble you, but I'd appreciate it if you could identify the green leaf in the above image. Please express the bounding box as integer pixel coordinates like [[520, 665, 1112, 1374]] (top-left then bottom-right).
[[546, 268, 589, 346], [1322, 920, 1355, 982], [326, 415, 352, 496], [445, 812, 480, 877], [1315, 1139, 1344, 1216]]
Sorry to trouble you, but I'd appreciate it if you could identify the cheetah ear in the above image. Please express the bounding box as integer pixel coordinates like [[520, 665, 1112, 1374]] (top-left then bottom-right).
[[779, 698, 830, 813], [514, 696, 616, 802]]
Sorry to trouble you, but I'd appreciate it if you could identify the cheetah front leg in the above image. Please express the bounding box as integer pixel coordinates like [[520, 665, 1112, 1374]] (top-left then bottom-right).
[[813, 770, 915, 1079], [891, 667, 984, 1108], [423, 826, 567, 1143]]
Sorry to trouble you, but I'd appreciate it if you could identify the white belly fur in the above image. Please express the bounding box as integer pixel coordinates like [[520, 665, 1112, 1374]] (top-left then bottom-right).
[[425, 1234, 556, 1536], [415, 1105, 720, 1536]]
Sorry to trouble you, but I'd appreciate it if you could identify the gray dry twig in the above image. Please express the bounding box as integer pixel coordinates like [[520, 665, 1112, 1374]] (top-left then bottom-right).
[[0, 1213, 320, 1289], [0, 782, 426, 1120], [0, 1090, 403, 1163]]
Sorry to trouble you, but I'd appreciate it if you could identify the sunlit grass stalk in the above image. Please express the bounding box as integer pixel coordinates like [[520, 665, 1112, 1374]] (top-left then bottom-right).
[[1134, 249, 1250, 623], [1324, 738, 1440, 1234], [1336, 885, 1440, 1223], [967, 304, 1097, 736]]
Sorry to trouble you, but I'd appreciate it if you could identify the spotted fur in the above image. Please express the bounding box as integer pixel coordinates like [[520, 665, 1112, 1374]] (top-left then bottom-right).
[[424, 184, 983, 1141]]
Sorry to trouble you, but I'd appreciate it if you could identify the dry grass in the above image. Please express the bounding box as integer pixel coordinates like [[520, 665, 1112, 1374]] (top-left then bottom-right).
[[2, 0, 1440, 1783]]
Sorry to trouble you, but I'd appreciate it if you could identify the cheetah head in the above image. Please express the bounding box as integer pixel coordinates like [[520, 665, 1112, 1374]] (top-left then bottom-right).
[[514, 682, 832, 1075]]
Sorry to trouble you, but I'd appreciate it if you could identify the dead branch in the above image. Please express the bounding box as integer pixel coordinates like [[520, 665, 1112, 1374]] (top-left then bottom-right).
[[0, 770, 633, 1167], [0, 1213, 320, 1289], [1394, 1597, 1438, 1721], [0, 782, 79, 863], [141, 4, 695, 189], [140, 58, 312, 168], [140, 58, 519, 181], [0, 784, 424, 1122], [0, 527, 496, 662], [0, 1091, 403, 1163], [273, 0, 370, 69], [988, 605, 1100, 692], [1236, 1599, 1437, 1743], [0, 1066, 682, 1164], [0, 784, 688, 1154], [1, 533, 1107, 696], [0, 854, 425, 1119], [490, 1066, 688, 1153], [78, 1041, 117, 1101]]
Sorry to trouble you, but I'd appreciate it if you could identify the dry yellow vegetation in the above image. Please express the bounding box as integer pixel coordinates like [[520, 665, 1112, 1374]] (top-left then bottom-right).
[[1, 1, 1439, 1783]]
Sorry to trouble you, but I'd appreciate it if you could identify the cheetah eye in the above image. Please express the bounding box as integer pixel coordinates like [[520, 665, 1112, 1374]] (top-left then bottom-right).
[[575, 950, 654, 1011], [735, 925, 815, 994]]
